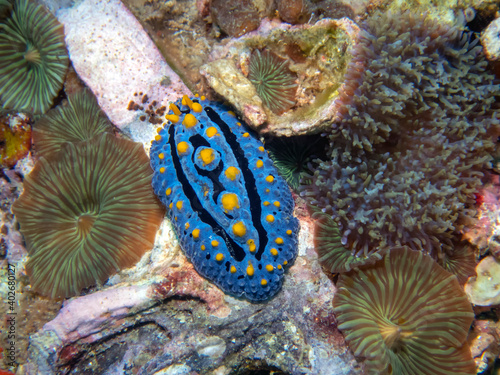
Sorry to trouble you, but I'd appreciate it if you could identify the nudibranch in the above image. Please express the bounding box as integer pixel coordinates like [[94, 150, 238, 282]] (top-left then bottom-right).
[[150, 95, 299, 302]]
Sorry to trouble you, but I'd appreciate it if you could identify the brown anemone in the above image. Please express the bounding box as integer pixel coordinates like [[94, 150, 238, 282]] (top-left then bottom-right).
[[13, 133, 164, 298], [333, 246, 475, 375]]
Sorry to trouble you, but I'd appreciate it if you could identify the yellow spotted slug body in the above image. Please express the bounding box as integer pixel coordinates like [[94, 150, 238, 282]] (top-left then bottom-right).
[[150, 95, 299, 302]]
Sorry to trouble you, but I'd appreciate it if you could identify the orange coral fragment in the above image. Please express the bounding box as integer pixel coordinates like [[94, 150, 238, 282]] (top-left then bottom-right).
[[0, 115, 31, 168]]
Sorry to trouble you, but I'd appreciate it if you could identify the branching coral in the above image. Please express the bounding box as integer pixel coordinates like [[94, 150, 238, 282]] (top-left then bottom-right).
[[13, 133, 164, 298], [33, 90, 113, 158], [333, 246, 475, 375], [301, 11, 500, 261], [0, 0, 68, 114]]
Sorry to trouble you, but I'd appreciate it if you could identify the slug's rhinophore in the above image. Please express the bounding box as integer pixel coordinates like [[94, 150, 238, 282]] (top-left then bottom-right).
[[150, 96, 299, 302]]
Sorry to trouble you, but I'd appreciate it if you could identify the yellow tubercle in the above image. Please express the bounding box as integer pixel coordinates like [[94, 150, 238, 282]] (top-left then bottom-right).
[[266, 214, 274, 223], [215, 253, 224, 262], [185, 222, 190, 230], [156, 127, 162, 134], [247, 239, 256, 252], [206, 126, 219, 138], [169, 103, 181, 116], [256, 160, 264, 168], [258, 146, 265, 152], [201, 244, 206, 250], [192, 228, 200, 239], [275, 237, 283, 245], [261, 279, 268, 286], [166, 187, 172, 196], [221, 193, 239, 212], [155, 135, 162, 141], [230, 265, 237, 273], [192, 102, 203, 113], [265, 264, 274, 272], [232, 221, 246, 237], [158, 153, 165, 160], [199, 148, 215, 166], [270, 248, 278, 256], [277, 264, 282, 270], [211, 240, 219, 247], [159, 167, 166, 174], [177, 141, 189, 155], [227, 111, 236, 117], [165, 114, 180, 123], [243, 132, 249, 138], [201, 95, 206, 101], [169, 202, 173, 209], [286, 229, 292, 235], [283, 260, 288, 265], [183, 113, 198, 128], [246, 262, 254, 277], [176, 201, 183, 210], [273, 201, 280, 207], [263, 201, 270, 206], [182, 95, 193, 108], [265, 175, 274, 183], [225, 166, 240, 181]]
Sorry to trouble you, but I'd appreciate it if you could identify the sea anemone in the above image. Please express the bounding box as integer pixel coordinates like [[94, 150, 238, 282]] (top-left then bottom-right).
[[13, 133, 164, 298], [0, 0, 69, 114], [248, 49, 297, 114], [313, 210, 383, 273], [301, 11, 500, 262], [333, 246, 475, 375], [33, 89, 114, 158], [437, 242, 477, 285]]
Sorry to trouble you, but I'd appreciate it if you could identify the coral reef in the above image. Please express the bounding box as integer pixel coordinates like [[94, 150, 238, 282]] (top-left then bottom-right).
[[334, 247, 475, 375], [12, 133, 164, 298], [32, 90, 114, 158], [301, 11, 500, 263], [150, 96, 299, 301], [248, 49, 297, 114], [0, 0, 68, 114]]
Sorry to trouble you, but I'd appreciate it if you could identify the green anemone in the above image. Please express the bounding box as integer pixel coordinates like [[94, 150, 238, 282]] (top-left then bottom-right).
[[248, 49, 297, 115], [266, 135, 324, 191], [0, 0, 69, 114], [33, 89, 114, 158], [13, 133, 164, 298], [333, 247, 475, 375]]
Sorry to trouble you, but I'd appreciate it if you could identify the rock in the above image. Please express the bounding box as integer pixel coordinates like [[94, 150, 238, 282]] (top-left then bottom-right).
[[201, 17, 359, 136], [482, 17, 500, 61], [465, 256, 500, 306], [56, 0, 191, 130]]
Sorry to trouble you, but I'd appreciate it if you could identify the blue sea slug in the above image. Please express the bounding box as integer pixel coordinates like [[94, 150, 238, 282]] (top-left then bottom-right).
[[150, 95, 299, 302]]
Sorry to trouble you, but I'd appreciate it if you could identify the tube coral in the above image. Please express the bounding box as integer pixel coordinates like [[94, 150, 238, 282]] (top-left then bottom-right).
[[13, 133, 164, 298], [301, 11, 500, 263], [333, 247, 475, 375], [0, 0, 68, 114]]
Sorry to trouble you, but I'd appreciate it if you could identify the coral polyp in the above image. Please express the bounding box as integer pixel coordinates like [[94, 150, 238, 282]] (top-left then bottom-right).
[[334, 247, 475, 375], [0, 0, 69, 114], [33, 89, 113, 158], [248, 49, 297, 115], [13, 134, 164, 298]]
